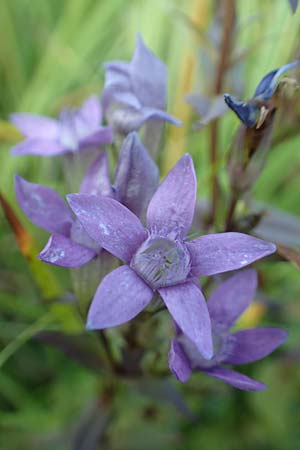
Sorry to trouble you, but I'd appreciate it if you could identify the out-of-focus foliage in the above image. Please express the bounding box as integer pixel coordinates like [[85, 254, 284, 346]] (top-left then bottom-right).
[[1, 1, 300, 450]]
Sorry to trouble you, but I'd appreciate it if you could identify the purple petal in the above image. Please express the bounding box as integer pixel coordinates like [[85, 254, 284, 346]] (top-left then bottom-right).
[[130, 33, 167, 110], [39, 234, 96, 268], [223, 327, 288, 365], [67, 194, 147, 263], [141, 108, 181, 126], [10, 113, 59, 139], [114, 132, 159, 218], [159, 281, 213, 359], [107, 107, 180, 135], [208, 269, 257, 327], [168, 339, 192, 382], [113, 91, 142, 109], [79, 126, 113, 148], [15, 175, 73, 236], [87, 265, 153, 329], [70, 219, 100, 252], [202, 366, 266, 391], [79, 95, 102, 127], [80, 152, 113, 196], [102, 62, 133, 111], [147, 154, 196, 237], [11, 138, 65, 156], [187, 233, 276, 277], [103, 61, 131, 89]]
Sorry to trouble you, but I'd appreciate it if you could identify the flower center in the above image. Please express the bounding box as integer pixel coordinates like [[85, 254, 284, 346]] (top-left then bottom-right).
[[130, 236, 191, 289]]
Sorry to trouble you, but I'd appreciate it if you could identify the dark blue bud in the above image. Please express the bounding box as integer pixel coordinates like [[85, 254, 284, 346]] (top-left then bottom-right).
[[224, 94, 259, 128]]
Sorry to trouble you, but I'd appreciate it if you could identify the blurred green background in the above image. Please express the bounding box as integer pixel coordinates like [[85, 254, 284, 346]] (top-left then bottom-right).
[[1, 1, 300, 449]]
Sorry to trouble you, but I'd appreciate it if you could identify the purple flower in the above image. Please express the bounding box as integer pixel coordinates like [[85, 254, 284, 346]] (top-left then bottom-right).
[[15, 133, 158, 268], [15, 155, 109, 268], [67, 154, 276, 358], [169, 269, 287, 391], [102, 33, 181, 135], [10, 95, 113, 156], [224, 61, 300, 128]]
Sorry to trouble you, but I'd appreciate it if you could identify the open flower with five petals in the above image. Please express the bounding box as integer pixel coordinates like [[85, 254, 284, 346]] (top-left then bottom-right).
[[10, 96, 113, 156], [169, 269, 287, 391], [67, 154, 276, 359]]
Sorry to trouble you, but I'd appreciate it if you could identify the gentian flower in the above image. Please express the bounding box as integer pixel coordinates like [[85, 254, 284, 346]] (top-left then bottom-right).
[[15, 132, 158, 267], [102, 33, 181, 136], [10, 95, 113, 156], [67, 154, 276, 358], [224, 61, 300, 128], [169, 269, 287, 391]]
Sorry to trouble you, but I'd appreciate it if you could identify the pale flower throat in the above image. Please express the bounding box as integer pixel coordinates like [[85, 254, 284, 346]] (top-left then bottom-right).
[[130, 236, 191, 289]]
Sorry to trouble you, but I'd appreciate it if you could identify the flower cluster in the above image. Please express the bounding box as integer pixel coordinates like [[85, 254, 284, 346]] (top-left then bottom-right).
[[67, 154, 276, 360], [11, 33, 287, 391]]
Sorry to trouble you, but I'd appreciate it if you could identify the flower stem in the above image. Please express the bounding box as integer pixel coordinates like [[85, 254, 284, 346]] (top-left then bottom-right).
[[209, 0, 236, 225], [225, 192, 238, 231]]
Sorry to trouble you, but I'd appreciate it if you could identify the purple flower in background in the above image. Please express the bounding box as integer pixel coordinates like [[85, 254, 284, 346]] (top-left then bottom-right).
[[10, 96, 113, 156], [288, 0, 299, 13], [224, 61, 300, 128], [15, 154, 110, 268], [102, 33, 181, 135], [67, 154, 275, 358], [169, 269, 287, 391], [15, 133, 158, 267]]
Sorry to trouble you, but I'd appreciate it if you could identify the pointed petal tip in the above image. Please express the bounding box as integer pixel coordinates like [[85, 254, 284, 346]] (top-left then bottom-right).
[[170, 117, 183, 127], [85, 319, 97, 331], [66, 193, 80, 206], [39, 233, 96, 268], [136, 31, 144, 45], [279, 328, 289, 342], [223, 93, 234, 105], [266, 327, 289, 346], [168, 339, 192, 383], [203, 366, 267, 391], [242, 379, 267, 391], [177, 153, 195, 173], [201, 346, 214, 361], [10, 146, 23, 156], [224, 327, 288, 365], [38, 239, 56, 264], [260, 240, 277, 257], [14, 173, 23, 186]]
